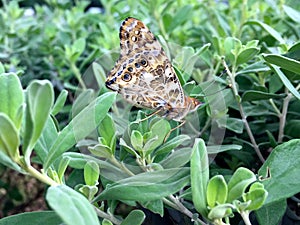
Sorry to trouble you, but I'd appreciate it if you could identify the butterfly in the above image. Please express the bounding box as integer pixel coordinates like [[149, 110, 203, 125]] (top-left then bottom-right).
[[105, 17, 201, 123]]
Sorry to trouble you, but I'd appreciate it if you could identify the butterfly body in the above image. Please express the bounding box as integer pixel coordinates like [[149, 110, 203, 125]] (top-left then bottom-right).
[[105, 17, 201, 122]]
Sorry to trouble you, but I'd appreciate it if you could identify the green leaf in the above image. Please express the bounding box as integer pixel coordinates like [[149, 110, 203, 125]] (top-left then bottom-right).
[[143, 119, 170, 154], [283, 5, 300, 22], [263, 54, 300, 76], [160, 147, 192, 169], [242, 90, 285, 101], [34, 117, 58, 163], [223, 117, 244, 134], [0, 73, 24, 130], [102, 219, 113, 225], [227, 167, 256, 203], [46, 185, 100, 225], [92, 62, 107, 90], [0, 211, 63, 225], [119, 138, 139, 158], [84, 161, 100, 186], [89, 144, 112, 158], [131, 130, 143, 152], [224, 37, 241, 62], [236, 61, 270, 75], [0, 151, 23, 173], [98, 114, 116, 151], [267, 64, 300, 100], [206, 144, 242, 154], [154, 134, 190, 157], [79, 185, 98, 201], [63, 152, 130, 182], [236, 47, 260, 65], [140, 200, 164, 217], [51, 89, 68, 116], [247, 20, 285, 43], [70, 38, 86, 61], [23, 80, 54, 163], [207, 203, 234, 220], [285, 119, 300, 138], [120, 210, 145, 225], [258, 139, 300, 205], [169, 5, 193, 31], [0, 113, 20, 161], [207, 175, 228, 208], [255, 200, 287, 225], [93, 168, 189, 202], [243, 188, 268, 211], [191, 138, 209, 217], [44, 92, 116, 170], [58, 156, 70, 182]]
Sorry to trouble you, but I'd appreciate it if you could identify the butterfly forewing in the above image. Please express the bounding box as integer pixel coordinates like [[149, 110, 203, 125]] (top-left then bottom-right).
[[105, 17, 201, 121]]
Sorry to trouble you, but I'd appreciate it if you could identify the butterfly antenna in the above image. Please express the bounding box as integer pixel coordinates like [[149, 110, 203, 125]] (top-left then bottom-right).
[[200, 68, 229, 96]]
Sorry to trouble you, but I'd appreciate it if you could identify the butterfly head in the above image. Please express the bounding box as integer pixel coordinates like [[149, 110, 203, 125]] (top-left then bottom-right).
[[186, 96, 202, 112]]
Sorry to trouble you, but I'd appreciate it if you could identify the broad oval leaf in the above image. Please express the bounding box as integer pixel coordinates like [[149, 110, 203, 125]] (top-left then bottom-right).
[[207, 175, 228, 208], [44, 92, 116, 170], [266, 64, 300, 100], [23, 80, 54, 162], [258, 139, 300, 205], [0, 113, 20, 160], [191, 138, 209, 217], [46, 185, 99, 225], [283, 5, 300, 22], [255, 199, 287, 225], [0, 73, 24, 130], [263, 54, 300, 76], [120, 210, 145, 225], [246, 20, 285, 43], [242, 90, 286, 102], [227, 167, 256, 203], [0, 211, 63, 225], [236, 47, 260, 65], [51, 89, 68, 116], [93, 168, 189, 202]]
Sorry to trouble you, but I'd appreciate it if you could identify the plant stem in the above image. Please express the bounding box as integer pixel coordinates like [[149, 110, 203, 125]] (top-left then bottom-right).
[[25, 164, 59, 186], [240, 211, 252, 225], [164, 195, 208, 225], [109, 155, 135, 176], [278, 83, 300, 143], [278, 89, 292, 143], [94, 207, 122, 225], [222, 59, 265, 163], [70, 61, 87, 89]]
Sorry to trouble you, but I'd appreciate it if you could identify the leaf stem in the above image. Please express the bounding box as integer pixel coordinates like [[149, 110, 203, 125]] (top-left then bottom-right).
[[94, 206, 122, 225], [222, 58, 265, 163], [109, 155, 135, 176]]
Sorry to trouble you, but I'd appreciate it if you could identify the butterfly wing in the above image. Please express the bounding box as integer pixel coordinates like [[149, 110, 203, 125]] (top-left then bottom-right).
[[106, 17, 185, 111]]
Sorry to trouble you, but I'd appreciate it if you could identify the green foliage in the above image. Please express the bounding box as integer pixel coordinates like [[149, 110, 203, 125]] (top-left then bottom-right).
[[0, 0, 300, 225]]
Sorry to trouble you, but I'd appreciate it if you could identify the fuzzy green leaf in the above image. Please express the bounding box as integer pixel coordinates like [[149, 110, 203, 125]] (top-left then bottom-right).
[[227, 168, 256, 203], [120, 210, 145, 225], [44, 92, 116, 170], [46, 185, 99, 225], [0, 73, 24, 130], [207, 175, 228, 208], [191, 138, 209, 217]]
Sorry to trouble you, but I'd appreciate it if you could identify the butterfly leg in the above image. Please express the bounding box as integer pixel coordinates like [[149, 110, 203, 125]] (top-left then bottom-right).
[[137, 107, 163, 123], [163, 120, 186, 142]]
